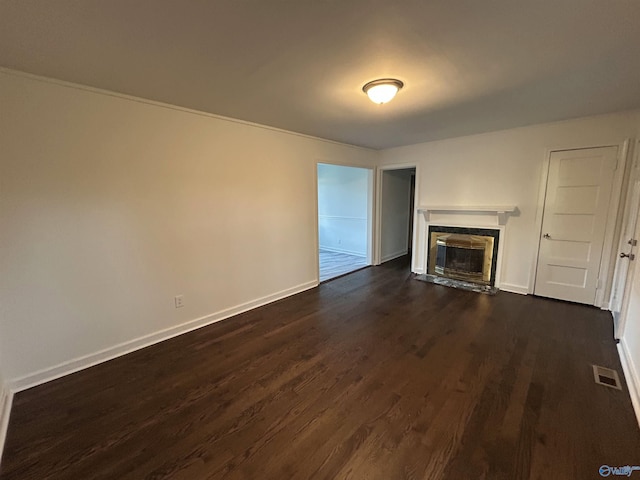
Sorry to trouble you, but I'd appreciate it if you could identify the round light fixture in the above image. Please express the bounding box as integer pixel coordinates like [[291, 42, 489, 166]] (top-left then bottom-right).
[[362, 78, 404, 104]]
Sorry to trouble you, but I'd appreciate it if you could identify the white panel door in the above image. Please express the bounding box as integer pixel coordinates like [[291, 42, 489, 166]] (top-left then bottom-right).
[[611, 180, 640, 336], [617, 203, 640, 341], [534, 146, 618, 304]]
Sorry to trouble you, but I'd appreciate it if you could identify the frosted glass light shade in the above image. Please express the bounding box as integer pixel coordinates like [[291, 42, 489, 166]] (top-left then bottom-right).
[[363, 79, 404, 104]]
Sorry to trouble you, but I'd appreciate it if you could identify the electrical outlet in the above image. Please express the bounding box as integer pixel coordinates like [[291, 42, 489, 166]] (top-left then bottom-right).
[[174, 295, 184, 308]]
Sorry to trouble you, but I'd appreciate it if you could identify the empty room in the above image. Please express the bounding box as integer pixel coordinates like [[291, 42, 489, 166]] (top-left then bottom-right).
[[1, 1, 640, 479]]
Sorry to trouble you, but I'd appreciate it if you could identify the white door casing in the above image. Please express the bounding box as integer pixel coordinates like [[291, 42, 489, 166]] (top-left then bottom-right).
[[534, 146, 619, 305]]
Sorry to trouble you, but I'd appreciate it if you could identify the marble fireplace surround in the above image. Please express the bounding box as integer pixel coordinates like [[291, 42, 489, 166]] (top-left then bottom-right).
[[416, 205, 517, 289]]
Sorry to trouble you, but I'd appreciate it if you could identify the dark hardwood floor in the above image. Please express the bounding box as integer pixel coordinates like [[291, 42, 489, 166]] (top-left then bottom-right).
[[2, 257, 639, 479]]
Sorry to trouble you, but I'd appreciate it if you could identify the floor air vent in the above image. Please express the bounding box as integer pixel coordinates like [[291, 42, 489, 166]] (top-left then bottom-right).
[[592, 365, 622, 390]]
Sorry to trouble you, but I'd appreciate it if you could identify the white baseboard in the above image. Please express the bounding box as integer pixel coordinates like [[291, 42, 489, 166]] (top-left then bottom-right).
[[618, 339, 640, 428], [9, 280, 318, 393], [319, 246, 367, 257], [381, 250, 408, 263], [0, 383, 13, 466], [499, 283, 529, 295]]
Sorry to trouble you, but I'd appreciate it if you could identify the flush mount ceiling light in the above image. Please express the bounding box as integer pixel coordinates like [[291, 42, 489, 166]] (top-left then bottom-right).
[[362, 78, 404, 104]]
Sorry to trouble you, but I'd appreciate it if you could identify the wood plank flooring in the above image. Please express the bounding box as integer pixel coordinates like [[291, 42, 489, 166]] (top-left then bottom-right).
[[319, 249, 368, 282], [1, 256, 639, 479]]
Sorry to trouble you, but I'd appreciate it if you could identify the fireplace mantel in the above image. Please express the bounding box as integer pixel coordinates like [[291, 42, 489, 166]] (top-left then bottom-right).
[[417, 205, 517, 226]]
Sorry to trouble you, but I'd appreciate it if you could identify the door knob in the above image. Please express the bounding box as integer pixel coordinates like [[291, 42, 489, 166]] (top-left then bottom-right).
[[543, 233, 551, 239], [620, 252, 636, 260]]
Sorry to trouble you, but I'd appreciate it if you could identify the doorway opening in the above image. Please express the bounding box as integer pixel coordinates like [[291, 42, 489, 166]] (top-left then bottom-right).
[[378, 167, 417, 264], [317, 163, 373, 282]]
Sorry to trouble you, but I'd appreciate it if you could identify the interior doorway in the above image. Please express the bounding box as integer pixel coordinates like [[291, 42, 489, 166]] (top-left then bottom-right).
[[317, 163, 373, 282], [378, 166, 417, 264]]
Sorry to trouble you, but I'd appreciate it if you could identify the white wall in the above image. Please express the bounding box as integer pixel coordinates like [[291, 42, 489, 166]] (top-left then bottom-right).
[[380, 169, 414, 262], [380, 111, 640, 292], [0, 70, 376, 387], [317, 164, 370, 257]]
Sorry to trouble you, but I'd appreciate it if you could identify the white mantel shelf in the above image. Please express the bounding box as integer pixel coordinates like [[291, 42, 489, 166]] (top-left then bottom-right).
[[417, 205, 518, 225]]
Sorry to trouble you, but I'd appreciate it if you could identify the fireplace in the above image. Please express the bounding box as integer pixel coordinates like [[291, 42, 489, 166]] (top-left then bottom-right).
[[428, 226, 500, 287]]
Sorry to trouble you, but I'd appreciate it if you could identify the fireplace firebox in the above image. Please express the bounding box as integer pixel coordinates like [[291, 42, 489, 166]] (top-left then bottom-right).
[[427, 226, 500, 287]]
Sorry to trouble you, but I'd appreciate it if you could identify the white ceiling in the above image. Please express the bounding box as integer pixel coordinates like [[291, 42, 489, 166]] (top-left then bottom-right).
[[1, 0, 639, 149]]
